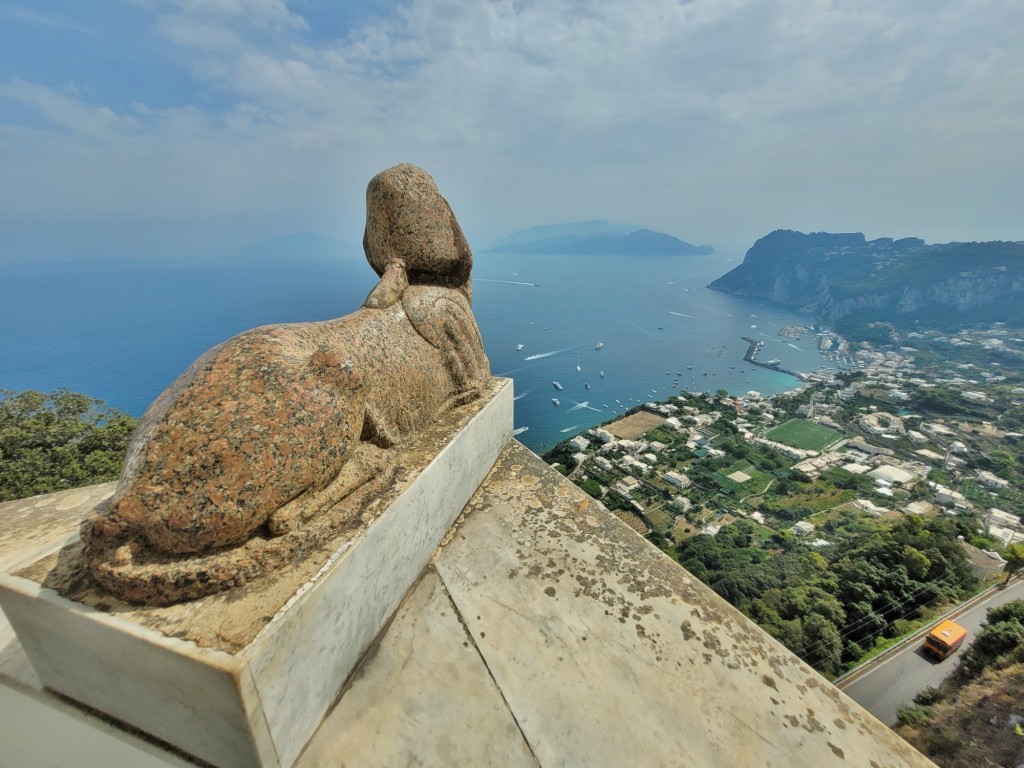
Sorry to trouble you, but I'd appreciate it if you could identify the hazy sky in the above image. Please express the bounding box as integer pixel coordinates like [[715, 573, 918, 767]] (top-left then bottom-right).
[[2, 0, 1022, 261]]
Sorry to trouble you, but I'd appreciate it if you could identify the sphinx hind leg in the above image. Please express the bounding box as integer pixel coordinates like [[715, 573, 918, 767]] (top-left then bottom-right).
[[267, 442, 395, 535], [402, 286, 489, 395]]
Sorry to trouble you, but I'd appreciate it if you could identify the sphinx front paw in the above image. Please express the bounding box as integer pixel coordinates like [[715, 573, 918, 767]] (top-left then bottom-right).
[[363, 258, 409, 308]]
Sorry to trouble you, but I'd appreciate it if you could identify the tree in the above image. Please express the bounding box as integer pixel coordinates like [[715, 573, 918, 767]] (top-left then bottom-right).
[[579, 478, 602, 499], [1003, 543, 1024, 585], [802, 614, 843, 677], [0, 389, 137, 501], [958, 618, 1024, 678]]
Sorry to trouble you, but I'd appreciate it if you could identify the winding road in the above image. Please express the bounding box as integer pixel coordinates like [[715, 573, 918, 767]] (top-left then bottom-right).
[[839, 578, 1024, 726]]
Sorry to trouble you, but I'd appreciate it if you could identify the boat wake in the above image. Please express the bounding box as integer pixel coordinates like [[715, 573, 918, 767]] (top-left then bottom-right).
[[560, 424, 581, 433], [524, 347, 569, 360], [567, 400, 602, 413], [513, 426, 530, 436], [626, 322, 660, 340], [475, 278, 538, 287], [514, 391, 529, 401], [786, 342, 800, 350]]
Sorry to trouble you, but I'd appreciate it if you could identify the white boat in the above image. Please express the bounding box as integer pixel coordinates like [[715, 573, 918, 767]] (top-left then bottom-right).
[[594, 342, 604, 349], [600, 371, 605, 378], [576, 365, 581, 373], [553, 381, 563, 390], [552, 398, 560, 405], [515, 343, 524, 351], [585, 383, 591, 389], [512, 426, 529, 436]]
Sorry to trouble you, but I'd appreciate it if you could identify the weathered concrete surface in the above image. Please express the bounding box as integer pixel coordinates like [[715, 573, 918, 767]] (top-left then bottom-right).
[[2, 435, 935, 767], [0, 484, 116, 693], [0, 483, 115, 574], [1, 485, 191, 768], [297, 570, 537, 768], [426, 441, 934, 768], [1, 380, 512, 768]]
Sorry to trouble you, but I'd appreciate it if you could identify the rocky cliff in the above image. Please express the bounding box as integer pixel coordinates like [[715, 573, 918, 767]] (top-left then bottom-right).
[[708, 230, 1024, 333]]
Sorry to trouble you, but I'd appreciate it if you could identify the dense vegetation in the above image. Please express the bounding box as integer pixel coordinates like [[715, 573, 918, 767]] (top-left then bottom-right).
[[675, 516, 979, 677], [0, 389, 137, 501]]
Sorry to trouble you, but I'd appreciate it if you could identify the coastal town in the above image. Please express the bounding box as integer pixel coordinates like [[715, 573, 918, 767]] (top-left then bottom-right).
[[544, 321, 1024, 674]]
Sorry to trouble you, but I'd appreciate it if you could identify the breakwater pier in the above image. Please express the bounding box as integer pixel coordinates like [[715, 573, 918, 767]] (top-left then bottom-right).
[[741, 336, 801, 378]]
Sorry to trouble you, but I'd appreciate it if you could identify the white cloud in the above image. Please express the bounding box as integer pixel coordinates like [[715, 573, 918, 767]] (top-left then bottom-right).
[[1, 0, 1023, 255], [161, 0, 308, 29]]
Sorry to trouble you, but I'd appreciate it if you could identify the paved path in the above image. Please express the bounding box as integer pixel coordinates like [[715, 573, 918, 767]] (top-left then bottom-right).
[[840, 578, 1024, 726]]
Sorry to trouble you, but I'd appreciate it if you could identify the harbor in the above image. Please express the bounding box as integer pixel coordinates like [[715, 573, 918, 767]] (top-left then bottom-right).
[[741, 335, 801, 377]]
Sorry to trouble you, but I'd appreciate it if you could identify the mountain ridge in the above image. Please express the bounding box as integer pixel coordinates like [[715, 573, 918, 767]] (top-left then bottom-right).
[[484, 221, 714, 256], [708, 229, 1024, 336]]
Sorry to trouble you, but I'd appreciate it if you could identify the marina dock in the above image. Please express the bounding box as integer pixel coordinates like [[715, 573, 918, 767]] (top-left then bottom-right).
[[742, 336, 801, 378]]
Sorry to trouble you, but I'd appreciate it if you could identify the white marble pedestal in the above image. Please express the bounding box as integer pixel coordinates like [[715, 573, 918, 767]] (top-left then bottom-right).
[[0, 378, 512, 768]]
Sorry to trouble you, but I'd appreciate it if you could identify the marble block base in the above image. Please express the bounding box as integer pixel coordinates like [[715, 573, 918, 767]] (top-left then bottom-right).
[[0, 378, 512, 768]]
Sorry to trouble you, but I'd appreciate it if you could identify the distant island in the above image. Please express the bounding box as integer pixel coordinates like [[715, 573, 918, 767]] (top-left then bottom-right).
[[484, 220, 714, 256], [709, 230, 1024, 339]]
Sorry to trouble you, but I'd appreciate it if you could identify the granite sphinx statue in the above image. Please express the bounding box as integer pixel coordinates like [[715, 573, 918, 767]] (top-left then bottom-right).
[[80, 164, 491, 605]]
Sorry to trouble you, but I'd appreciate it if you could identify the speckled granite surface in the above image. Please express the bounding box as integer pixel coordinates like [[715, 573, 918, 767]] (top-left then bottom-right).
[[78, 164, 490, 605]]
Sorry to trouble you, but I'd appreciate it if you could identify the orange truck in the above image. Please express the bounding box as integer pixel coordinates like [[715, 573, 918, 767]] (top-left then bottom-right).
[[922, 620, 968, 661]]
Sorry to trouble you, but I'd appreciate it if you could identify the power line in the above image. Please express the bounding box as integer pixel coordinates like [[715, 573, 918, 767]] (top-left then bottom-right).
[[795, 568, 977, 664]]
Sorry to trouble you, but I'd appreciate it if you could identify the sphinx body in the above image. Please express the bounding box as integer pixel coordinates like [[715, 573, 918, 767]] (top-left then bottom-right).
[[79, 165, 490, 605]]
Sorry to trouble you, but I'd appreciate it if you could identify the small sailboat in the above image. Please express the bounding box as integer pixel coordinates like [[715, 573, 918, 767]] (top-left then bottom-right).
[[576, 364, 582, 373], [515, 343, 525, 351], [553, 381, 563, 390], [594, 342, 604, 349], [552, 398, 560, 405]]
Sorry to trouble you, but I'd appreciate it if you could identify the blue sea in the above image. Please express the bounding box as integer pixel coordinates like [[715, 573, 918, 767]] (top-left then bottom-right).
[[0, 250, 835, 453]]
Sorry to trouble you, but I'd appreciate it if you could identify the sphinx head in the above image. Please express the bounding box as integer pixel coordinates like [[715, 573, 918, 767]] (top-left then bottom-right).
[[363, 164, 472, 300]]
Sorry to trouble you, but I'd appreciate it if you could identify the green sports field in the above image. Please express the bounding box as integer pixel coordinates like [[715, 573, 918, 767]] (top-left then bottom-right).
[[765, 419, 844, 452]]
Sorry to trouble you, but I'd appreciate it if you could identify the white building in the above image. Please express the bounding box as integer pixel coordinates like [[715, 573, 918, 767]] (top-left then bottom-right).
[[662, 471, 691, 489], [903, 500, 935, 516], [791, 521, 816, 536], [853, 499, 889, 517], [976, 470, 1010, 491], [612, 475, 640, 497], [569, 435, 590, 452], [987, 508, 1022, 531], [867, 464, 916, 486]]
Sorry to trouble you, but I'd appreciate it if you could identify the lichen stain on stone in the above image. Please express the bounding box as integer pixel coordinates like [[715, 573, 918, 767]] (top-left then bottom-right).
[[833, 718, 847, 730], [828, 742, 845, 759], [762, 675, 778, 691], [544, 586, 556, 597], [803, 712, 826, 733]]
